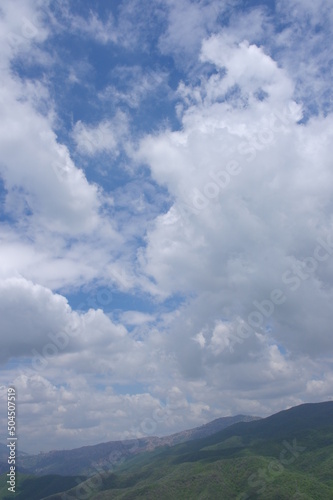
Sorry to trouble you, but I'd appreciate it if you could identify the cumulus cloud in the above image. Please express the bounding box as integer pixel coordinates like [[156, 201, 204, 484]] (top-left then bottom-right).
[[135, 32, 333, 374], [0, 278, 74, 362], [0, 2, 101, 239], [0, 2, 128, 292], [0, 80, 100, 234]]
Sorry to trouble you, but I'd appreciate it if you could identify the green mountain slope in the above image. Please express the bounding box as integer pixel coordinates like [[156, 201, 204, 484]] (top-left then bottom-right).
[[0, 474, 86, 500]]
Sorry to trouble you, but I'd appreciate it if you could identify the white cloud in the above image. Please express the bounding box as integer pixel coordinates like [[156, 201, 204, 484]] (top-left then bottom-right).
[[0, 103, 126, 286], [62, 8, 118, 44], [273, 0, 333, 116], [99, 66, 167, 109], [0, 2, 127, 292], [135, 32, 333, 369], [158, 0, 227, 61], [193, 330, 206, 348], [0, 277, 73, 362], [120, 310, 155, 325], [200, 36, 293, 103], [0, 0, 50, 61], [0, 2, 101, 237], [73, 111, 129, 157], [0, 89, 100, 233]]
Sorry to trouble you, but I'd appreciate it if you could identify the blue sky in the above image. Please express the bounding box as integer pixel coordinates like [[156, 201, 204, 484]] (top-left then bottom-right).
[[0, 0, 333, 454]]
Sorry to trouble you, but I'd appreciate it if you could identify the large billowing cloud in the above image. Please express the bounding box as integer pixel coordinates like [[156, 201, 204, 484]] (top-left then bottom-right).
[[134, 24, 333, 414]]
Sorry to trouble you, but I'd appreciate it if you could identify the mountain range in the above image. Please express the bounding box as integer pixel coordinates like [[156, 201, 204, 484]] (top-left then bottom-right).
[[15, 414, 260, 477], [1, 401, 333, 499]]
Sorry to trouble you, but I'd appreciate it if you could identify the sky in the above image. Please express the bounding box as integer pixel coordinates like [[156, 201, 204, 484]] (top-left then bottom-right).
[[0, 0, 333, 454]]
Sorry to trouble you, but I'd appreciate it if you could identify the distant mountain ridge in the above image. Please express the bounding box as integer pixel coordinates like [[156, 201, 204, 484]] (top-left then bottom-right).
[[154, 414, 260, 445], [16, 414, 260, 476], [5, 400, 332, 500]]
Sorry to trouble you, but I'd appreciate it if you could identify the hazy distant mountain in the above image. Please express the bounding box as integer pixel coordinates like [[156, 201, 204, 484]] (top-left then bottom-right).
[[17, 414, 260, 477], [157, 414, 261, 445]]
